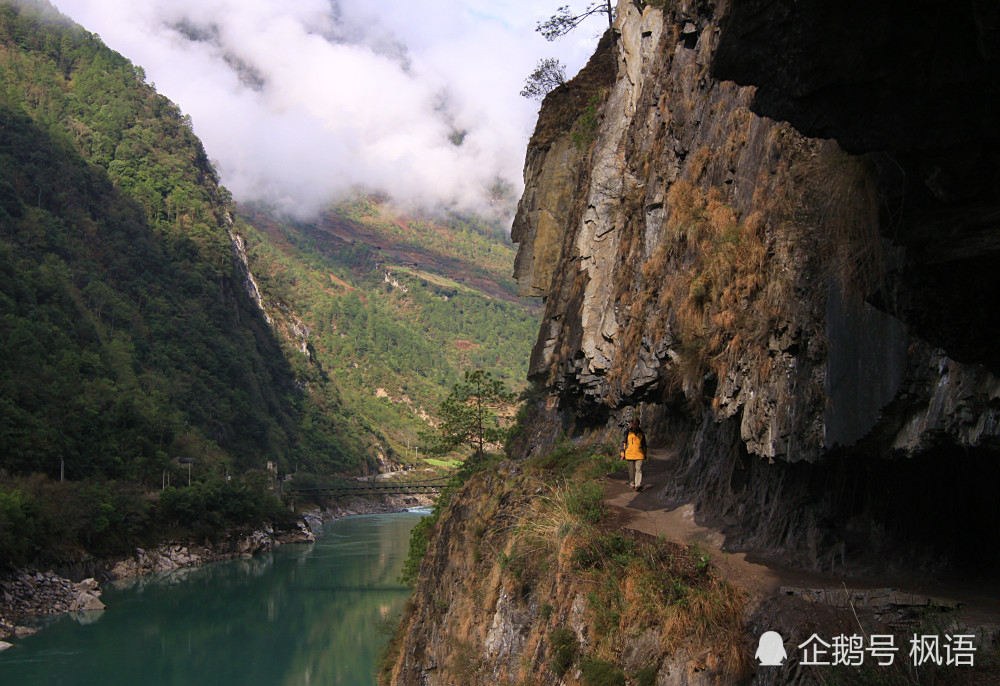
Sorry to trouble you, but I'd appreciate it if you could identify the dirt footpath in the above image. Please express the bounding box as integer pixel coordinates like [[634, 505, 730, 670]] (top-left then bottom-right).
[[604, 446, 1000, 683], [605, 448, 834, 600]]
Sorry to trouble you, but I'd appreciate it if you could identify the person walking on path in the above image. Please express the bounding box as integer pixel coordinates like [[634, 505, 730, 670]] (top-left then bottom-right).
[[620, 417, 647, 491]]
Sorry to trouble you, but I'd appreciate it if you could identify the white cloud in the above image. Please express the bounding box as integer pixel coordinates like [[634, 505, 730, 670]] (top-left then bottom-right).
[[50, 0, 608, 221]]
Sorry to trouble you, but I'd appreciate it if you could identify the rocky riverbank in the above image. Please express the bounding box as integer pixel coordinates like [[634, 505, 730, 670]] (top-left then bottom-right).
[[0, 495, 433, 642], [105, 522, 314, 580], [0, 523, 305, 641], [0, 572, 105, 648]]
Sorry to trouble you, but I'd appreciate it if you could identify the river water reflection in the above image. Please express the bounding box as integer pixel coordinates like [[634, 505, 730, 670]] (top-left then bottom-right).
[[0, 511, 425, 686]]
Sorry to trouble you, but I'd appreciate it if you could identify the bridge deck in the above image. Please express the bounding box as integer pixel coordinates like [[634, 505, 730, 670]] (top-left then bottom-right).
[[288, 481, 448, 496]]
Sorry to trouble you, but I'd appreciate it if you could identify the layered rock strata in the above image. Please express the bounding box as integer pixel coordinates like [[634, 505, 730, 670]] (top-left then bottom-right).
[[511, 0, 1000, 571]]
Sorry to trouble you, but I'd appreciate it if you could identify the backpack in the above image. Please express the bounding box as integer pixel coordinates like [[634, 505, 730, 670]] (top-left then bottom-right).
[[620, 427, 646, 458]]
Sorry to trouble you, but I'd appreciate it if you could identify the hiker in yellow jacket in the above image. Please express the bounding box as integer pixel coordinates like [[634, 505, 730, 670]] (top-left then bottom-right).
[[619, 417, 647, 491]]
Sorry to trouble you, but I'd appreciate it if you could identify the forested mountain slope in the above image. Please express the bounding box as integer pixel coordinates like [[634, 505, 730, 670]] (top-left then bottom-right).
[[0, 0, 372, 489]]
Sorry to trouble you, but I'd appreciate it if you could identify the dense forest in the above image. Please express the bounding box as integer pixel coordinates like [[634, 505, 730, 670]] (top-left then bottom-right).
[[0, 0, 538, 566]]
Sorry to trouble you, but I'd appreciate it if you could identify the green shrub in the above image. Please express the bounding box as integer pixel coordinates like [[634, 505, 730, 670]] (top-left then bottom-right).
[[580, 659, 625, 686], [499, 550, 527, 580], [400, 512, 435, 585], [0, 487, 43, 567], [587, 585, 622, 635], [0, 477, 157, 566], [633, 664, 658, 686], [528, 438, 581, 475], [582, 451, 621, 480], [539, 602, 553, 620], [549, 627, 577, 677], [156, 479, 291, 539], [565, 481, 606, 525], [572, 531, 637, 569]]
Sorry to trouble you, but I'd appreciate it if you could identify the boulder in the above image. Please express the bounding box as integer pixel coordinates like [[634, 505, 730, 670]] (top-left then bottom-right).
[[75, 578, 99, 594], [70, 591, 105, 612]]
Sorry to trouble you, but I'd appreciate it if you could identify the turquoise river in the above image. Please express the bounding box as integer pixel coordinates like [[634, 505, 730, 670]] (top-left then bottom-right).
[[0, 511, 425, 686]]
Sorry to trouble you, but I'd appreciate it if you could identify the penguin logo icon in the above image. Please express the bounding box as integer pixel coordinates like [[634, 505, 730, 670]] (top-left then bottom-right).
[[755, 631, 787, 666]]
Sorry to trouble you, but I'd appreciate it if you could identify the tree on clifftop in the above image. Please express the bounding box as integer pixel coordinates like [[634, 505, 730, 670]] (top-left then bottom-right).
[[520, 57, 567, 99], [521, 3, 615, 98], [537, 2, 615, 41], [420, 370, 515, 459]]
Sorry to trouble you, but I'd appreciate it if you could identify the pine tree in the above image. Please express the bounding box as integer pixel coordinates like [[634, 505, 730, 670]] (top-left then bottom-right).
[[420, 370, 514, 458]]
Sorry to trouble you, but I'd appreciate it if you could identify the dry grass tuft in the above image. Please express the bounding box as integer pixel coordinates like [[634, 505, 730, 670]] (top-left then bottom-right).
[[507, 480, 580, 558], [793, 140, 883, 298], [573, 530, 752, 679], [606, 176, 781, 406]]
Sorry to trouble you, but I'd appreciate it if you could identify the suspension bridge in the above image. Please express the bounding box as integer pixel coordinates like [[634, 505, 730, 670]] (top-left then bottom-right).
[[287, 477, 449, 497]]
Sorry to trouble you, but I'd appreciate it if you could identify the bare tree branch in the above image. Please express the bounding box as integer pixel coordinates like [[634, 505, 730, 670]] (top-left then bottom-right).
[[536, 2, 614, 41]]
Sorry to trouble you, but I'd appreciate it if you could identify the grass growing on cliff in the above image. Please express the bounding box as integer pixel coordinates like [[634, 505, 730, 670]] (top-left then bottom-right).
[[607, 172, 796, 409], [604, 129, 879, 414], [571, 528, 748, 669], [384, 440, 750, 684], [498, 441, 750, 679], [793, 140, 883, 299], [399, 449, 504, 585], [581, 658, 626, 686], [505, 475, 607, 563], [502, 441, 618, 557], [549, 627, 578, 676]]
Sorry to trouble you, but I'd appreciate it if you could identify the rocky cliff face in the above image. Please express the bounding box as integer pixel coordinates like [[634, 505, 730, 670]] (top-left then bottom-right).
[[385, 462, 748, 686], [511, 0, 1000, 572]]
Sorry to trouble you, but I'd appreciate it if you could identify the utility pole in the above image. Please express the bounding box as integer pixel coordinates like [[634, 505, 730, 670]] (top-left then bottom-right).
[[178, 458, 194, 486]]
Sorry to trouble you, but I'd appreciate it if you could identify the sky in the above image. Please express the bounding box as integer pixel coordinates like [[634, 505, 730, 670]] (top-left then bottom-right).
[[50, 0, 610, 221]]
